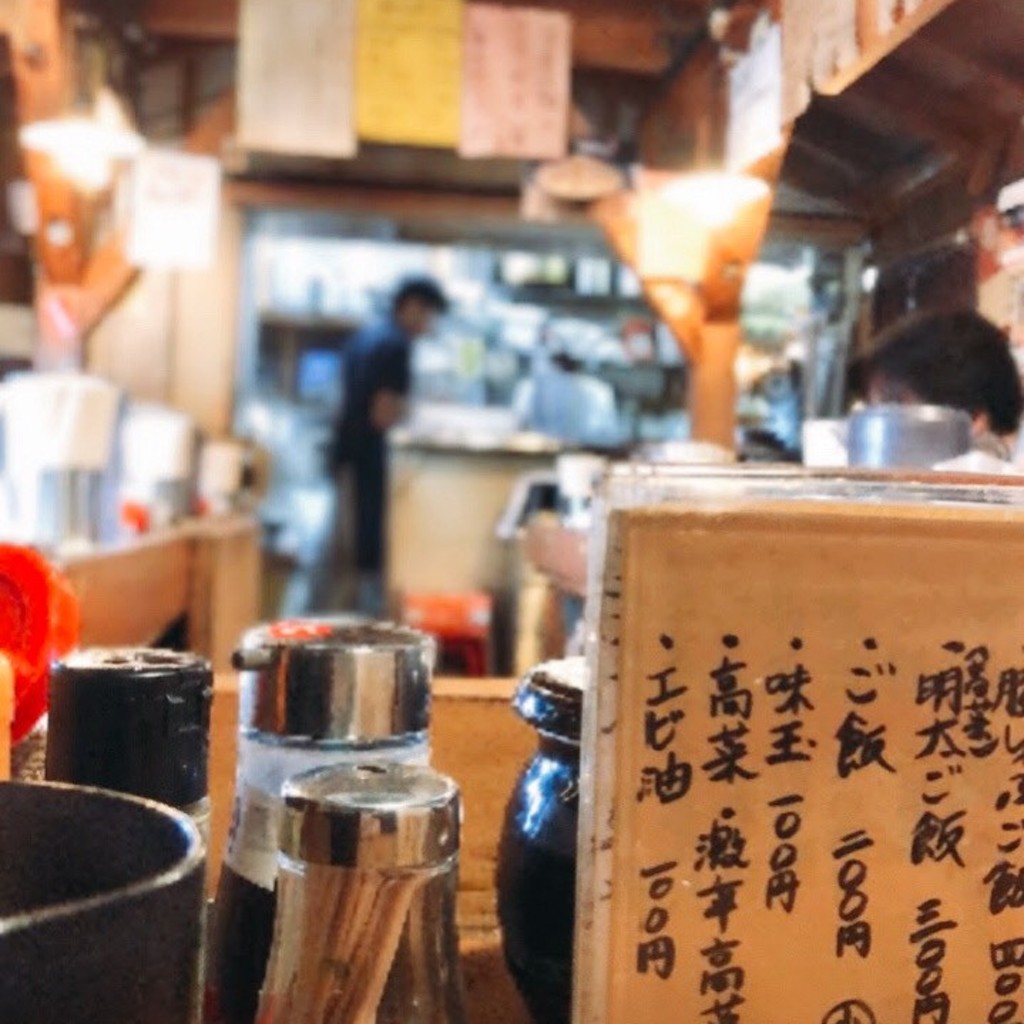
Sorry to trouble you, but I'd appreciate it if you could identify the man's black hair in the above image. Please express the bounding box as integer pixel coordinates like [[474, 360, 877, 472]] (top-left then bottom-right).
[[392, 276, 449, 314], [863, 309, 1024, 435]]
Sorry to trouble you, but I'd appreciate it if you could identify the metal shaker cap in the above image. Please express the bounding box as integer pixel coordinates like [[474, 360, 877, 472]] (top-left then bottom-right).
[[233, 618, 434, 742], [279, 763, 460, 870], [46, 648, 213, 808]]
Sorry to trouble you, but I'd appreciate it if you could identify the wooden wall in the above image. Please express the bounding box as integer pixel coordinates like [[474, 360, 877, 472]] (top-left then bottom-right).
[[87, 203, 243, 436]]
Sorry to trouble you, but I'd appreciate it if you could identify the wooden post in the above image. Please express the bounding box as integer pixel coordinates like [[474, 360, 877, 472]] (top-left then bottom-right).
[[689, 319, 740, 447]]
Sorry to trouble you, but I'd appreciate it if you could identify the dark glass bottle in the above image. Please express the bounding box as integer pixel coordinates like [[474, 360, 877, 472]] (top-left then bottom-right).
[[497, 658, 585, 1024], [46, 648, 213, 835]]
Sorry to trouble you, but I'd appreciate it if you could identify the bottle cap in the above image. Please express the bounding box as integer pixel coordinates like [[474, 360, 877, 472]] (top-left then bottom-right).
[[279, 763, 460, 870], [46, 648, 212, 808], [233, 618, 434, 743], [513, 657, 588, 744]]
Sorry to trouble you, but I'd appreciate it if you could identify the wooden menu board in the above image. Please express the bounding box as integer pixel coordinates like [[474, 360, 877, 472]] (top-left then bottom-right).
[[578, 497, 1024, 1024]]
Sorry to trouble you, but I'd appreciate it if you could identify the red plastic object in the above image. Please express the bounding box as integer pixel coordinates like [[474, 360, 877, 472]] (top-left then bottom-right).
[[267, 620, 334, 642], [401, 591, 493, 678], [0, 546, 81, 743], [120, 500, 151, 535]]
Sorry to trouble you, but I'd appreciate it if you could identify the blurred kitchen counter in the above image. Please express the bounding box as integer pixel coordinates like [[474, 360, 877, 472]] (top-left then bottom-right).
[[60, 515, 261, 670], [390, 427, 565, 458], [389, 433, 559, 674]]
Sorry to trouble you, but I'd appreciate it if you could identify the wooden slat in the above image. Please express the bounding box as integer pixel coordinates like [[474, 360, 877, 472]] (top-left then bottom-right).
[[187, 516, 261, 672], [817, 0, 961, 96], [227, 178, 523, 222], [61, 533, 192, 648], [143, 0, 239, 40]]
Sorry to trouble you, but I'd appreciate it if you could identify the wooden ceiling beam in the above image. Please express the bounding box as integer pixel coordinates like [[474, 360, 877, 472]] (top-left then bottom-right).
[[141, 0, 683, 75], [788, 136, 864, 188], [899, 35, 1024, 121], [836, 83, 979, 162], [767, 212, 867, 248], [780, 146, 870, 219], [858, 150, 957, 225], [142, 0, 239, 41]]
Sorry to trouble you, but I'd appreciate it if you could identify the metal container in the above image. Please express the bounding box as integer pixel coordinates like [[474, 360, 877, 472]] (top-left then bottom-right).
[[257, 764, 467, 1024], [847, 404, 972, 469], [0, 780, 204, 1024]]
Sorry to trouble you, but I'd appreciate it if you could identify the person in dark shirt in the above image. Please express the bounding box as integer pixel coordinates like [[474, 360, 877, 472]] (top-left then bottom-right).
[[332, 277, 449, 614]]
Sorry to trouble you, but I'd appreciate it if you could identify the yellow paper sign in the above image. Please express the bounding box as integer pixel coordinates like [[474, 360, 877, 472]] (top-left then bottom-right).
[[581, 498, 1024, 1024], [356, 0, 463, 148]]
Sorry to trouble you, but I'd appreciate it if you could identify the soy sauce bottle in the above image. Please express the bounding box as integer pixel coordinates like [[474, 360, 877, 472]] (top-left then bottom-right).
[[206, 619, 433, 1024]]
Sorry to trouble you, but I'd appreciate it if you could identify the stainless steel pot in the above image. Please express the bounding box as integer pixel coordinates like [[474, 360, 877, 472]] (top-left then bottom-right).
[[847, 404, 973, 469]]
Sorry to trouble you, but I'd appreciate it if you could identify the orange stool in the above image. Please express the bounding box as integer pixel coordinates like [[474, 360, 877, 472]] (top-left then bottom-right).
[[401, 591, 493, 678]]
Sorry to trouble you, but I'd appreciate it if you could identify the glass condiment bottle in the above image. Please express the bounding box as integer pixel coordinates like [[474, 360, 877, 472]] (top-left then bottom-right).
[[497, 657, 587, 1024], [207, 620, 434, 1024], [45, 648, 214, 836], [257, 763, 467, 1024]]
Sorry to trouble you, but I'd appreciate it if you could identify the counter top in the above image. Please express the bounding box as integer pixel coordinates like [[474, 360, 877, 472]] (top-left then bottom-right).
[[58, 516, 260, 669], [390, 428, 565, 457]]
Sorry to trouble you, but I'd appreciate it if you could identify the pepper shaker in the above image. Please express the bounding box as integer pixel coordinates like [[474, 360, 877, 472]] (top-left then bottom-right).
[[258, 763, 467, 1024]]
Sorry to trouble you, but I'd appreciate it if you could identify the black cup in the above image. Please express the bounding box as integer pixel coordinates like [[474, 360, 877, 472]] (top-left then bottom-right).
[[0, 780, 205, 1024]]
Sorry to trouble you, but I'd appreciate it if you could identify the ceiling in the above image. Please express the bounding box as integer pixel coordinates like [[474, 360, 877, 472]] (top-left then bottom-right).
[[779, 0, 1024, 234], [6, 0, 1024, 255]]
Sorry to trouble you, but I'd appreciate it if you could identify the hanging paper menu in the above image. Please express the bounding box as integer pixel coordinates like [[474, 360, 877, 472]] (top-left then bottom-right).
[[780, 0, 814, 124], [356, 0, 462, 148], [126, 150, 222, 270], [237, 0, 356, 157], [726, 21, 783, 172], [811, 0, 859, 89], [460, 5, 571, 160], [577, 472, 1024, 1024]]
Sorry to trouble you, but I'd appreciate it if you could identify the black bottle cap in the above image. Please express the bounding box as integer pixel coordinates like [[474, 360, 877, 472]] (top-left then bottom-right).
[[46, 649, 213, 809]]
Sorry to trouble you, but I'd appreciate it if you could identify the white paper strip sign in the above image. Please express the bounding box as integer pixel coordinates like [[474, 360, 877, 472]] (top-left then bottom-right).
[[127, 151, 222, 271], [460, 5, 571, 160], [780, 0, 814, 124], [237, 0, 356, 158], [726, 21, 784, 172], [812, 0, 859, 89], [878, 0, 925, 33]]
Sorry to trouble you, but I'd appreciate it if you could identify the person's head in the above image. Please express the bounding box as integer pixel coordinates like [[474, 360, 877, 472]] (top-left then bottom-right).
[[391, 277, 449, 340], [863, 310, 1024, 439]]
